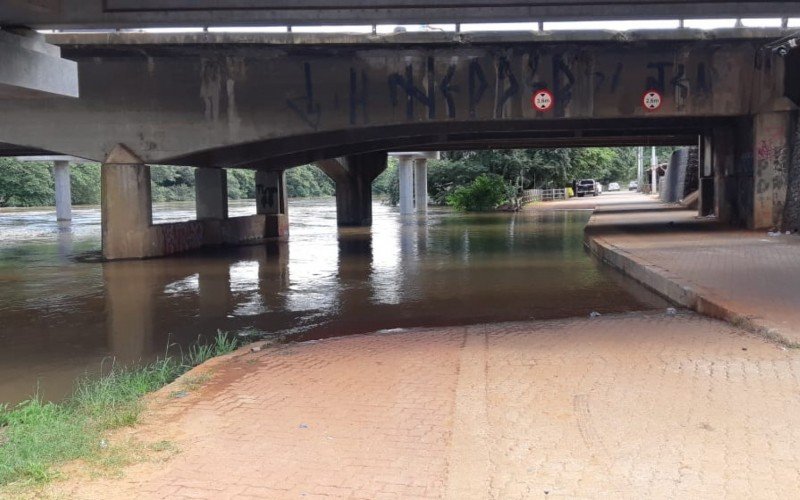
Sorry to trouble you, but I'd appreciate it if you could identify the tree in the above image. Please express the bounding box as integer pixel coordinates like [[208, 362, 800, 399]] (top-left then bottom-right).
[[70, 163, 101, 205], [0, 158, 54, 207]]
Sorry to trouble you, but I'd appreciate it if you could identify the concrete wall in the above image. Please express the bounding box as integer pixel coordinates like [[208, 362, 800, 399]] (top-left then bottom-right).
[[0, 36, 787, 167]]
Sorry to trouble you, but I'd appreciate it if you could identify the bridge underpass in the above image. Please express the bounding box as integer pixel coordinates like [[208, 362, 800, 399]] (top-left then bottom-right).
[[1, 29, 798, 259]]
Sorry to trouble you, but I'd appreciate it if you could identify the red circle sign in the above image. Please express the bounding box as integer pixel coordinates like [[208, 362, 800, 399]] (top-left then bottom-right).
[[531, 89, 555, 112], [642, 90, 662, 111]]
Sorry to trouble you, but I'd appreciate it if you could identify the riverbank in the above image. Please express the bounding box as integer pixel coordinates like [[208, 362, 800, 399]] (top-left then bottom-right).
[[27, 313, 800, 498], [583, 193, 800, 346], [0, 332, 240, 489]]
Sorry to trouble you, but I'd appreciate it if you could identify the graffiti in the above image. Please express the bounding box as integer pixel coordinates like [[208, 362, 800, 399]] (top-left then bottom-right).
[[670, 64, 690, 107], [286, 62, 321, 130], [468, 60, 488, 118], [256, 184, 278, 209], [440, 65, 458, 119], [388, 58, 436, 120], [552, 55, 575, 115], [495, 57, 519, 117], [349, 68, 369, 125], [646, 61, 674, 92], [286, 50, 719, 127]]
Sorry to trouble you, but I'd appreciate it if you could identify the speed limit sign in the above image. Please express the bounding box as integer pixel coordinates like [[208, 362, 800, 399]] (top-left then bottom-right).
[[642, 90, 662, 111], [531, 89, 554, 112]]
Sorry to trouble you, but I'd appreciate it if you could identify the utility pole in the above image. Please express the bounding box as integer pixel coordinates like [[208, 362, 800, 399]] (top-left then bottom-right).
[[651, 146, 658, 195], [637, 147, 644, 192]]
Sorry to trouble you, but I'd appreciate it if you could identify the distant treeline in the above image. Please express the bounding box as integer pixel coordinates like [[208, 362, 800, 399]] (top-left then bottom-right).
[[0, 159, 338, 207], [0, 147, 673, 208]]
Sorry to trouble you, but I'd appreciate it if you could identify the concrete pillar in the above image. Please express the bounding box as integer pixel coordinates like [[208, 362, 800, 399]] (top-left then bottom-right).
[[255, 169, 289, 237], [101, 145, 153, 260], [751, 111, 791, 229], [317, 151, 387, 226], [650, 146, 658, 195], [398, 155, 414, 215], [53, 160, 72, 221], [414, 158, 428, 214], [195, 167, 228, 220]]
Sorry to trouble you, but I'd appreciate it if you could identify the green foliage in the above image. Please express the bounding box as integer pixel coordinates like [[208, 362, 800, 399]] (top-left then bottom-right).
[[69, 163, 101, 205], [0, 158, 54, 207], [372, 158, 398, 204], [227, 169, 256, 200], [446, 174, 508, 212], [0, 331, 240, 486], [150, 165, 196, 202], [285, 165, 334, 198]]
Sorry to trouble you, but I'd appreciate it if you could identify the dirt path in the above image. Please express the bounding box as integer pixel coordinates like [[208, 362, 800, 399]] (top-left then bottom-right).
[[43, 312, 800, 499]]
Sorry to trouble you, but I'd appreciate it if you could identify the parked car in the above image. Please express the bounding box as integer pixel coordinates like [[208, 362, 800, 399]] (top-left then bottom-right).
[[575, 179, 599, 197], [628, 181, 638, 191], [608, 182, 621, 191]]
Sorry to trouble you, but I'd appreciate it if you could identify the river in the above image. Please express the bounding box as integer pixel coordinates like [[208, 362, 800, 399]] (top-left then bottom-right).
[[0, 198, 667, 403]]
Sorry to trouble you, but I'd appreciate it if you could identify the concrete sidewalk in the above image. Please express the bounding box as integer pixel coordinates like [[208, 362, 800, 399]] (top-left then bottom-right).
[[585, 195, 800, 346]]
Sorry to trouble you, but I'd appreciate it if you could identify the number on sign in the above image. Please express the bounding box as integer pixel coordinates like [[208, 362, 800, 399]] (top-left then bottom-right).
[[642, 90, 662, 111], [531, 90, 554, 112]]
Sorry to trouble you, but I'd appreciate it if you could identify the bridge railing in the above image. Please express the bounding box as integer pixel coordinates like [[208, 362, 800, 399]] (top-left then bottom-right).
[[522, 188, 568, 204]]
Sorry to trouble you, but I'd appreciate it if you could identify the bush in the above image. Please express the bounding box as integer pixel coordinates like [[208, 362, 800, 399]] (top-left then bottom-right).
[[446, 174, 508, 212]]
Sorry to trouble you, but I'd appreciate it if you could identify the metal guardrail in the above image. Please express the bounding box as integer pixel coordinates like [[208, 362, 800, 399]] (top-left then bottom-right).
[[522, 188, 567, 204]]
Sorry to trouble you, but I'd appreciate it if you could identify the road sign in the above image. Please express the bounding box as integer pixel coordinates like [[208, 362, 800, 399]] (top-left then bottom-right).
[[531, 89, 555, 112], [642, 90, 662, 111]]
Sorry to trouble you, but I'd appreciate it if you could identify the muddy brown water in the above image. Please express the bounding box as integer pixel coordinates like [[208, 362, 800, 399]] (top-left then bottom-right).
[[0, 198, 668, 403]]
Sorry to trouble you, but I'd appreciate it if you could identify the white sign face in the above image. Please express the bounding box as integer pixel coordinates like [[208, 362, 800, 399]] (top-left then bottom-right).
[[532, 90, 554, 112], [642, 90, 662, 111]]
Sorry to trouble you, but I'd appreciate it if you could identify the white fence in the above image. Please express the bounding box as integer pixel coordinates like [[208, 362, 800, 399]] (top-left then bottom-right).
[[522, 188, 568, 204]]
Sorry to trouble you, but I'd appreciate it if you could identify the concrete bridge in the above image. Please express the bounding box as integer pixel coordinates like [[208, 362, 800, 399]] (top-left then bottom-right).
[[1, 28, 799, 258]]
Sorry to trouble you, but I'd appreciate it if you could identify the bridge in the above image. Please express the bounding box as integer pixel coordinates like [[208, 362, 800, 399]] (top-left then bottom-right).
[[1, 5, 800, 259], [3, 1, 800, 27]]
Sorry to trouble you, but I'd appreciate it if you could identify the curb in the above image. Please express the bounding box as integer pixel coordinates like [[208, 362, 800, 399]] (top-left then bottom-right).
[[584, 218, 797, 348]]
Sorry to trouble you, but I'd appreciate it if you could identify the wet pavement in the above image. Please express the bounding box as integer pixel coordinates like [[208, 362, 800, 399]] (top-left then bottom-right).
[[585, 194, 800, 345], [0, 197, 666, 403], [44, 313, 800, 499]]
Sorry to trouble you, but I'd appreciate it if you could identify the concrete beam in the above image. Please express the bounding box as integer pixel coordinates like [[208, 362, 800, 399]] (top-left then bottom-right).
[[0, 30, 78, 99]]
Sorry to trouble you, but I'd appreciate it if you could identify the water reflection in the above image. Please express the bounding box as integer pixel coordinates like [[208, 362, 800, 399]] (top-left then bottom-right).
[[0, 199, 668, 403]]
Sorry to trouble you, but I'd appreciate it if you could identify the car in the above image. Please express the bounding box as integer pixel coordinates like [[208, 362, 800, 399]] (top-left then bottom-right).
[[628, 181, 638, 191], [575, 179, 599, 197], [608, 182, 620, 191]]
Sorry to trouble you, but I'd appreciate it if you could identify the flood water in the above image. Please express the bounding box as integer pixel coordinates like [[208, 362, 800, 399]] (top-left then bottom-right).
[[0, 198, 667, 403]]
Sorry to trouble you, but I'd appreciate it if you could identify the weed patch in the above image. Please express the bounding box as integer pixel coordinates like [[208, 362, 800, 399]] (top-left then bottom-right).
[[0, 330, 240, 486]]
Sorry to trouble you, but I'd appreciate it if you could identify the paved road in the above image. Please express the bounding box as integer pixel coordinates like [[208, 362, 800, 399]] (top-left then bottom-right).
[[49, 313, 800, 499], [585, 193, 800, 345]]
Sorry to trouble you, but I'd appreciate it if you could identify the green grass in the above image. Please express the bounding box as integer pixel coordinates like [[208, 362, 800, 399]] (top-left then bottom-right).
[[0, 330, 240, 486]]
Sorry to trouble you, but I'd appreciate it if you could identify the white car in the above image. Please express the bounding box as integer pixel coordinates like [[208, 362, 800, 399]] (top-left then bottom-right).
[[608, 182, 620, 191]]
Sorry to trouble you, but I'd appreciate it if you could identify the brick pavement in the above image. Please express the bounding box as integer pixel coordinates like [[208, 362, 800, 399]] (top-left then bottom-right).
[[47, 313, 800, 499], [585, 194, 800, 345]]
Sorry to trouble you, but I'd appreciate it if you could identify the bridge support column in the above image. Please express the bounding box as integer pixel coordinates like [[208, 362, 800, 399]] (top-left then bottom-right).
[[750, 112, 791, 230], [398, 155, 414, 215], [255, 169, 289, 237], [195, 167, 228, 220], [53, 160, 72, 221], [101, 146, 153, 260], [414, 158, 428, 214], [318, 152, 387, 226]]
